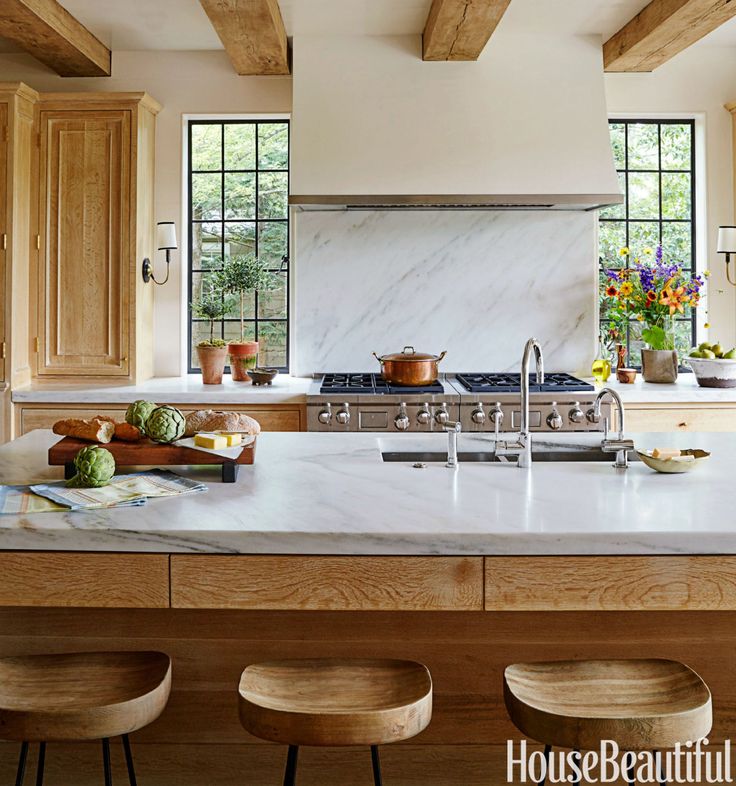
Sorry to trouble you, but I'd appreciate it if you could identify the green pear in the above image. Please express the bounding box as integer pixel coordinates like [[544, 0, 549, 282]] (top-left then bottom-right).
[[699, 341, 713, 351], [724, 349, 736, 360], [712, 343, 724, 357], [689, 350, 704, 358], [702, 349, 716, 359]]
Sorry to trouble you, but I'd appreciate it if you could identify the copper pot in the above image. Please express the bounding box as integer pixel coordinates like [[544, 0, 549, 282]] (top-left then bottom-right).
[[373, 346, 447, 386]]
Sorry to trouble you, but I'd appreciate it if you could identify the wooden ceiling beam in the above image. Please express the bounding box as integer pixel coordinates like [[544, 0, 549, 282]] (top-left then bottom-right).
[[604, 0, 736, 72], [0, 0, 110, 77], [422, 0, 512, 61], [199, 0, 289, 75]]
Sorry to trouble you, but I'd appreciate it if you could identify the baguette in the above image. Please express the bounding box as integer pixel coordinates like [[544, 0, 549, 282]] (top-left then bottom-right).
[[113, 422, 142, 442], [184, 409, 261, 437], [52, 417, 115, 443]]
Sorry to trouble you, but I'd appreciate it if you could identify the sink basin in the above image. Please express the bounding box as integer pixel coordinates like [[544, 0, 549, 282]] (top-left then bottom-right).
[[381, 449, 639, 463]]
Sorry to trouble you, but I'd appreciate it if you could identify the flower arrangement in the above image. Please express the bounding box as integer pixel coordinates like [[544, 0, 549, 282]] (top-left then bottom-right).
[[600, 246, 707, 352]]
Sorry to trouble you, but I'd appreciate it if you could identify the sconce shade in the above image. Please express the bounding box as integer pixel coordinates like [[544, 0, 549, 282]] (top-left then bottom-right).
[[717, 226, 736, 254], [157, 222, 177, 250]]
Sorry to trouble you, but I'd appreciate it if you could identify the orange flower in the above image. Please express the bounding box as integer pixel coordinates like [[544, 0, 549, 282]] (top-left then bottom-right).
[[660, 284, 686, 315], [606, 285, 618, 297], [646, 290, 656, 301]]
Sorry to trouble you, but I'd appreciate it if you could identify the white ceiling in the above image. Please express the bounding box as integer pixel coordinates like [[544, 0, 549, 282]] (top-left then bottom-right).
[[0, 0, 735, 54]]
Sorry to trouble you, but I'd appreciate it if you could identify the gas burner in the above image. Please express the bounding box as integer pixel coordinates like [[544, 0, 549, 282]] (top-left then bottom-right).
[[454, 372, 594, 394], [320, 373, 444, 395]]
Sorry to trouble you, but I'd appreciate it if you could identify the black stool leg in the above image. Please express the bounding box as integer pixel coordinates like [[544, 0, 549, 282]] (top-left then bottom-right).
[[102, 738, 113, 786], [34, 743, 45, 786], [14, 742, 28, 786], [538, 744, 551, 786], [283, 745, 298, 786], [122, 734, 137, 786], [371, 746, 383, 786]]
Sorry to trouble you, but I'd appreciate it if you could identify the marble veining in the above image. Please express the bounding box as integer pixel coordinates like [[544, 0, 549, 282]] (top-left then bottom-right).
[[0, 429, 734, 555], [293, 210, 597, 375]]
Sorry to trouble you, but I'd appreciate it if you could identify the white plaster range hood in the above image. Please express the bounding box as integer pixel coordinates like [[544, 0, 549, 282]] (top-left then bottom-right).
[[290, 29, 624, 213]]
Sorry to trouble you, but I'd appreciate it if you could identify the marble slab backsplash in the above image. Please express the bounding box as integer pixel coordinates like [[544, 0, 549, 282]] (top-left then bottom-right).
[[293, 210, 597, 375]]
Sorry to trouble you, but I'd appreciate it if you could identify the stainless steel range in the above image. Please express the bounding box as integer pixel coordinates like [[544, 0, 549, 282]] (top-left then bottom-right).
[[307, 371, 606, 433]]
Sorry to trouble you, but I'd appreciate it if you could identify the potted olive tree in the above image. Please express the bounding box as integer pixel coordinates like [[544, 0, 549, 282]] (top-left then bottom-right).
[[191, 285, 231, 385], [218, 255, 280, 382]]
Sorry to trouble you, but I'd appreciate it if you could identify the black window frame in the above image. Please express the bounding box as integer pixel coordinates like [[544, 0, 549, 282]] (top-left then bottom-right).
[[600, 118, 697, 365], [187, 118, 290, 374]]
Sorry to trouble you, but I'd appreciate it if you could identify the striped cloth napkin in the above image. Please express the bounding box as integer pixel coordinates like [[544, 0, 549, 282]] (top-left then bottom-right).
[[0, 470, 207, 514]]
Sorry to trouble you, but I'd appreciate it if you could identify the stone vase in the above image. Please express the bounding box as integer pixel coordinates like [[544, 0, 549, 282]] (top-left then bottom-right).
[[641, 349, 678, 384]]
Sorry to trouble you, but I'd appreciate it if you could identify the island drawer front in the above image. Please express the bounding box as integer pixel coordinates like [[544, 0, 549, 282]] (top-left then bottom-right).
[[171, 556, 484, 611], [0, 552, 170, 608], [21, 407, 128, 434], [485, 556, 736, 611], [622, 407, 736, 433]]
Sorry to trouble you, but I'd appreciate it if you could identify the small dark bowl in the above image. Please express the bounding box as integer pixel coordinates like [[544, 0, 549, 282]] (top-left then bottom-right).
[[248, 367, 279, 386]]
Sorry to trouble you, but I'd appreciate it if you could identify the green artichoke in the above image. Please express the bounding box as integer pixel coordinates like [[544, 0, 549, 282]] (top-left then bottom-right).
[[125, 400, 158, 434], [146, 405, 185, 444], [66, 446, 116, 488]]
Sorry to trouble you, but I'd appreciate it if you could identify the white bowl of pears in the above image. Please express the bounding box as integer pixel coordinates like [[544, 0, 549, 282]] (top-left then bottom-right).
[[687, 341, 736, 388]]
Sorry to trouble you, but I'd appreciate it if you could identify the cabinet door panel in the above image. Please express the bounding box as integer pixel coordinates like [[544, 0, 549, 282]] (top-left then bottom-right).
[[38, 110, 130, 376], [0, 102, 6, 384]]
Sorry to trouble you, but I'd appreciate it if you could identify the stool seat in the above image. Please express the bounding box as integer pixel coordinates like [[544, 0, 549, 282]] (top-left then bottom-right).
[[504, 658, 712, 751], [0, 651, 171, 742], [239, 658, 432, 747]]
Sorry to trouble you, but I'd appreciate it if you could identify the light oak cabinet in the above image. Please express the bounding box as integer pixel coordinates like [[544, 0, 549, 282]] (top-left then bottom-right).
[[15, 402, 306, 435], [0, 83, 37, 441], [33, 92, 160, 382], [619, 404, 736, 432]]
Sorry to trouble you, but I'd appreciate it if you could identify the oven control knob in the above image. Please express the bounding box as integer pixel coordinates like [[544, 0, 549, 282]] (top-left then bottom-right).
[[547, 402, 563, 431], [586, 406, 601, 424], [434, 404, 449, 426], [395, 403, 410, 431], [568, 402, 585, 424], [317, 403, 332, 424], [490, 403, 504, 425], [471, 403, 486, 425], [417, 406, 431, 425], [335, 403, 351, 425]]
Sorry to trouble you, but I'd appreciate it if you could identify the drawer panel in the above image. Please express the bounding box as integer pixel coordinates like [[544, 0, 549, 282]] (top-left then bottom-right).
[[171, 556, 483, 611], [21, 407, 127, 434], [624, 407, 736, 433], [0, 552, 169, 608], [485, 556, 736, 611]]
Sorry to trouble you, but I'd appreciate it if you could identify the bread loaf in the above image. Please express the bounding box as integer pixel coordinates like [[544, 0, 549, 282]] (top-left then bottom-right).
[[52, 417, 115, 443], [113, 422, 142, 442], [184, 410, 261, 437]]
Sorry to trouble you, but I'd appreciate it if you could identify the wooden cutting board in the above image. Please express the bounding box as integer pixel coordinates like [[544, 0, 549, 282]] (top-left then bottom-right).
[[48, 437, 256, 483]]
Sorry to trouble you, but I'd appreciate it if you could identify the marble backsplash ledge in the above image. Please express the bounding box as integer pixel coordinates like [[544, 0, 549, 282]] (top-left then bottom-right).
[[292, 210, 598, 375]]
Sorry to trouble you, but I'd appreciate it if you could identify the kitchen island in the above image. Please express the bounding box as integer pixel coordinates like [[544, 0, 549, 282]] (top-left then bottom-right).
[[0, 430, 735, 785]]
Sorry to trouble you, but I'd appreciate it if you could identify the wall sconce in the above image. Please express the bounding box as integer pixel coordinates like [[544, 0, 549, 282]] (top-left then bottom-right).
[[142, 222, 177, 285], [717, 225, 736, 287]]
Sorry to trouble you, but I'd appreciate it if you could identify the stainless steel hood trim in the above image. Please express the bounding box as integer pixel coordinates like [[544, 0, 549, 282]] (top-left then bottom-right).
[[289, 194, 624, 212]]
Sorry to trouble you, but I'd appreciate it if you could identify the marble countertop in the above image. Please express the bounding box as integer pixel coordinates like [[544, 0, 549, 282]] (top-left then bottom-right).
[[0, 429, 732, 555], [11, 375, 312, 405], [602, 373, 736, 404]]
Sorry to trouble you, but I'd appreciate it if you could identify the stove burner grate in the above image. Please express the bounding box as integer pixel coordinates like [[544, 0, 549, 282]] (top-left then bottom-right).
[[454, 372, 594, 394], [320, 373, 444, 395]]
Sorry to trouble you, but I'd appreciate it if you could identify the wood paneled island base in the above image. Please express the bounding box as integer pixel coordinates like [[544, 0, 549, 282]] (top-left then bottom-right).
[[0, 600, 735, 784]]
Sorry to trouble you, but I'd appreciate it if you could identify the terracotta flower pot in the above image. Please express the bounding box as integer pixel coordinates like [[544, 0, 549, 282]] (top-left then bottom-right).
[[196, 345, 228, 385], [228, 341, 259, 382]]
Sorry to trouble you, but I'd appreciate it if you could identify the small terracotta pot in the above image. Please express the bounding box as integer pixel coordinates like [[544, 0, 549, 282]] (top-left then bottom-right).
[[196, 345, 227, 385], [228, 341, 259, 382]]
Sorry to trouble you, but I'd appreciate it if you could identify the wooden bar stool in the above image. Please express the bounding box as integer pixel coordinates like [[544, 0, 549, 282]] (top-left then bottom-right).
[[239, 658, 433, 785], [0, 651, 171, 786], [504, 659, 712, 785]]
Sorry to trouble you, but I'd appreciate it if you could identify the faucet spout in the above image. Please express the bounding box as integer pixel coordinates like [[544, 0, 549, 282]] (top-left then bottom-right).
[[593, 387, 634, 468], [518, 338, 544, 469]]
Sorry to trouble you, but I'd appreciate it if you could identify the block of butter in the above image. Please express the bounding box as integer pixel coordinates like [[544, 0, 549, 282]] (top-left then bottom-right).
[[651, 447, 682, 460], [217, 432, 242, 447], [194, 432, 228, 450]]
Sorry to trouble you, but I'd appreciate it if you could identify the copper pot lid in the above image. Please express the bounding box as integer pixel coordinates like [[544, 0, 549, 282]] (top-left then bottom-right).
[[375, 346, 446, 362]]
